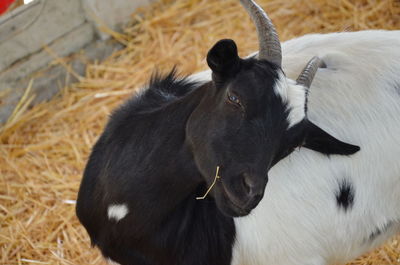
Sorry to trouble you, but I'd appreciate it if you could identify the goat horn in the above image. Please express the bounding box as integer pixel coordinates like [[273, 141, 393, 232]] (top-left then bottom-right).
[[239, 0, 282, 67], [296, 56, 326, 88]]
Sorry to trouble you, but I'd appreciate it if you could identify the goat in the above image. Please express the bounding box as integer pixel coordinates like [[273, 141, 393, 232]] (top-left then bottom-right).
[[232, 33, 400, 265], [76, 0, 400, 264]]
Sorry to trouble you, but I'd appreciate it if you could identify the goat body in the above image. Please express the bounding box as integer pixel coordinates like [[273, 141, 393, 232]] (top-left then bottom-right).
[[232, 30, 400, 265], [76, 74, 237, 265], [77, 29, 400, 265]]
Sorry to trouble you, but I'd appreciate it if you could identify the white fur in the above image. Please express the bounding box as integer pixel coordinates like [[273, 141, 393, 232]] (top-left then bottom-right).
[[186, 30, 400, 265], [273, 72, 307, 127], [108, 204, 129, 222], [187, 70, 212, 83], [230, 30, 400, 265], [107, 258, 121, 265]]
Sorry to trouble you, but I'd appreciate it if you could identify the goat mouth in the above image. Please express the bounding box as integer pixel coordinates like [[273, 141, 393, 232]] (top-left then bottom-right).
[[219, 183, 251, 216]]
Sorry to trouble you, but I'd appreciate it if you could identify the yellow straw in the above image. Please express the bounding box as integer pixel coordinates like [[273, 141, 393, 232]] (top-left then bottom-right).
[[196, 166, 221, 200]]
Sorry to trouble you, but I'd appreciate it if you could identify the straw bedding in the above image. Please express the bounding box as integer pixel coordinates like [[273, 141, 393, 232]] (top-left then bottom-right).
[[1, 0, 399, 264]]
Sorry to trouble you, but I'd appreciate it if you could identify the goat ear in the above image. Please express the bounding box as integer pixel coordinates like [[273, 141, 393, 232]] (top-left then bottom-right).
[[303, 121, 360, 155], [207, 39, 240, 76]]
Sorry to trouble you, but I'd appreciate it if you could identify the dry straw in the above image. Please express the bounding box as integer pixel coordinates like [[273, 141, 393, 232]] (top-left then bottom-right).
[[1, 0, 399, 264], [196, 166, 221, 200]]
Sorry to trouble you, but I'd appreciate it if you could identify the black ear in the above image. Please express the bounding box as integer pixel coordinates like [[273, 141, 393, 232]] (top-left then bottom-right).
[[303, 121, 360, 155], [207, 39, 240, 75]]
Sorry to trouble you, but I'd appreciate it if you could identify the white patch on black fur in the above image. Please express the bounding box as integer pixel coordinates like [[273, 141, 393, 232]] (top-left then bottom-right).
[[108, 204, 129, 222], [187, 69, 212, 83], [273, 72, 306, 128]]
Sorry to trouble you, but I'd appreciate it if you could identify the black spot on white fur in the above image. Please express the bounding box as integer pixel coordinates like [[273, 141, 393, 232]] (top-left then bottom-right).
[[335, 179, 354, 211], [368, 221, 393, 242], [395, 83, 400, 95]]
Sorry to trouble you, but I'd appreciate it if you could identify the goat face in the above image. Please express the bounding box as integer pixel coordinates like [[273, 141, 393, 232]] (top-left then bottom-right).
[[186, 0, 359, 217], [186, 38, 360, 217], [186, 40, 284, 217]]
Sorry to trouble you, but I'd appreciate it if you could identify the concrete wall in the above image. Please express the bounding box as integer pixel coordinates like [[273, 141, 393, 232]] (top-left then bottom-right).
[[0, 0, 153, 124], [84, 0, 151, 39]]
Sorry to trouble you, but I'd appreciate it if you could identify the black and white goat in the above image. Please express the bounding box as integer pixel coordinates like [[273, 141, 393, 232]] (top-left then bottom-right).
[[76, 0, 400, 264]]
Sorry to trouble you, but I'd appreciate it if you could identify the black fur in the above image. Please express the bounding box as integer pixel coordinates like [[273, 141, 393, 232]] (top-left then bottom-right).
[[302, 122, 360, 155], [335, 179, 355, 211], [273, 120, 360, 165], [207, 39, 241, 78], [76, 39, 360, 265], [368, 221, 392, 242], [77, 71, 235, 265]]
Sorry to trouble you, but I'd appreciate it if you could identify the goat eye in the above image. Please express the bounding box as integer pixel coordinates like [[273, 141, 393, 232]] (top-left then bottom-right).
[[227, 94, 241, 105]]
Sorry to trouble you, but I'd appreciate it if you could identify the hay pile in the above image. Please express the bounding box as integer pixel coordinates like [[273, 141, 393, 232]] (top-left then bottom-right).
[[1, 0, 399, 264]]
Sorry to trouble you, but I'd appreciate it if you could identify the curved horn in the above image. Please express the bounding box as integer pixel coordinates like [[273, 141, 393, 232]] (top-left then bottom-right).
[[296, 56, 326, 88], [239, 0, 282, 67]]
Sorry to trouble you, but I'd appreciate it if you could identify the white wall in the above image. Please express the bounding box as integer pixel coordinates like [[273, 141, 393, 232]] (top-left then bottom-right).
[[0, 0, 154, 124]]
